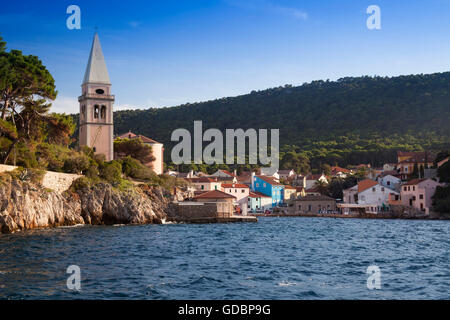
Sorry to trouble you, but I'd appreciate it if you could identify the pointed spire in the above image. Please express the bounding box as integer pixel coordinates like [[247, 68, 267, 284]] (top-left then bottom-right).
[[83, 33, 111, 84]]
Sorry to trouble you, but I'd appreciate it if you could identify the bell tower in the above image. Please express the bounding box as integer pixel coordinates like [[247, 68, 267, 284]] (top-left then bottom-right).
[[78, 33, 114, 161]]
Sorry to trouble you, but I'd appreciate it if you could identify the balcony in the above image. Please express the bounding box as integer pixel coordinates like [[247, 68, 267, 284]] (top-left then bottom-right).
[[78, 93, 115, 102]]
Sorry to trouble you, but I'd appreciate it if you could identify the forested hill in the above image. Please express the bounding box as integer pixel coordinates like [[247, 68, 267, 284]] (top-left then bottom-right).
[[112, 72, 450, 168]]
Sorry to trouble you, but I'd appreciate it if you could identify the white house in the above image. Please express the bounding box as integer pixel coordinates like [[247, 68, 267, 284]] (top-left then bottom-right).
[[305, 174, 328, 189], [260, 168, 280, 180], [221, 183, 250, 207], [357, 179, 399, 213], [377, 174, 401, 192], [278, 169, 296, 181]]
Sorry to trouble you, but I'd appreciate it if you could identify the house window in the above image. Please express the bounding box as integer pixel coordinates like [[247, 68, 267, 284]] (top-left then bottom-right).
[[263, 183, 266, 187], [413, 186, 415, 191], [242, 189, 245, 193], [256, 183, 259, 187], [419, 194, 424, 199], [372, 187, 376, 192], [408, 186, 410, 191], [381, 187, 385, 192], [361, 195, 366, 201], [387, 181, 390, 186], [201, 185, 204, 190], [404, 186, 407, 191], [308, 205, 312, 211]]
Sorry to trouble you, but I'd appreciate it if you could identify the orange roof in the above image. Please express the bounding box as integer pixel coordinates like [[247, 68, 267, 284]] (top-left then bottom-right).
[[402, 178, 427, 186], [284, 185, 296, 189], [221, 183, 249, 188], [357, 179, 378, 193], [331, 166, 351, 174], [219, 169, 236, 177], [193, 190, 236, 200]]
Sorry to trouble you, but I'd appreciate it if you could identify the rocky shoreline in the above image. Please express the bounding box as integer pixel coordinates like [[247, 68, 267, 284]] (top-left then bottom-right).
[[0, 176, 174, 234]]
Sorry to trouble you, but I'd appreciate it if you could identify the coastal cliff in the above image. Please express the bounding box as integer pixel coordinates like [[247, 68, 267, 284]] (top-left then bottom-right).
[[0, 176, 173, 234]]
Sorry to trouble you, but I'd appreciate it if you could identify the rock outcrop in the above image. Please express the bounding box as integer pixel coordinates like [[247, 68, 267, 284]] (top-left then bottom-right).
[[0, 177, 172, 234]]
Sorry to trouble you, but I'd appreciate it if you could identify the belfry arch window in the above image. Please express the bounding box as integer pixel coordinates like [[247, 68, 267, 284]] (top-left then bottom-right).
[[100, 105, 106, 119], [94, 105, 99, 119], [81, 105, 86, 119]]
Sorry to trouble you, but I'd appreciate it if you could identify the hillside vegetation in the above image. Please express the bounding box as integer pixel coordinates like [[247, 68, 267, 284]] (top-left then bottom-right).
[[112, 72, 450, 170]]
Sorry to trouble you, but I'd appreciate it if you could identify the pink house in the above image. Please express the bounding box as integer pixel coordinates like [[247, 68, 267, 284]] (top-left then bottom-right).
[[221, 183, 250, 206], [400, 178, 443, 214]]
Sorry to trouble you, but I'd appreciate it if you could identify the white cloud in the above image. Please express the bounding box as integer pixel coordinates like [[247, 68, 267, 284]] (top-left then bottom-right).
[[50, 96, 79, 114]]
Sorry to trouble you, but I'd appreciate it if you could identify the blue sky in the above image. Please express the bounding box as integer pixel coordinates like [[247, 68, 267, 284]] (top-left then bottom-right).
[[1, 0, 450, 114]]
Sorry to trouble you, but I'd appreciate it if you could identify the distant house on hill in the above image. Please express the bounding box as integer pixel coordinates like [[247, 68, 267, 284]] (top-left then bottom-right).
[[330, 166, 352, 178], [185, 177, 221, 192], [396, 151, 435, 180], [211, 169, 236, 179], [116, 131, 164, 175], [305, 174, 328, 189], [278, 169, 296, 181]]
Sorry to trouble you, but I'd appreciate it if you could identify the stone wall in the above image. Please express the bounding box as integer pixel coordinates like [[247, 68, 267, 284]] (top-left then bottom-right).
[[0, 164, 81, 193], [177, 202, 233, 218]]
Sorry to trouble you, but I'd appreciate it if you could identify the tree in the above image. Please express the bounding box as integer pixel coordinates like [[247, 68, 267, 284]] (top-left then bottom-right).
[[437, 160, 450, 183], [114, 137, 155, 164], [0, 39, 57, 164]]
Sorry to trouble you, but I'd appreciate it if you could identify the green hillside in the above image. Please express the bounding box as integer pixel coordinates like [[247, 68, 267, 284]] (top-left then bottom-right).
[[108, 72, 450, 170]]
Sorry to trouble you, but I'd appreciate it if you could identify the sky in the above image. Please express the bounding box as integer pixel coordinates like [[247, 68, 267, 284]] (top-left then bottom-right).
[[1, 0, 450, 114]]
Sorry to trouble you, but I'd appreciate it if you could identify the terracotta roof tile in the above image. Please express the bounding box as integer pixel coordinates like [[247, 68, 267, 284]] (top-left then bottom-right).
[[193, 190, 236, 199], [357, 179, 378, 193]]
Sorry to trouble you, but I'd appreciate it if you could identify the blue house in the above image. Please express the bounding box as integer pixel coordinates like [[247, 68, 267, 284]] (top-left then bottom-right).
[[252, 175, 284, 207]]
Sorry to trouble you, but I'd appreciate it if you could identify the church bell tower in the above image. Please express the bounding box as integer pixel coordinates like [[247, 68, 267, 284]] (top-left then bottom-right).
[[78, 33, 114, 161]]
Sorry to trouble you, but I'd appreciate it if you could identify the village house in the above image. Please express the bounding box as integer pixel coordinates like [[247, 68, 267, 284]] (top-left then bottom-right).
[[343, 184, 358, 204], [400, 178, 443, 214], [248, 191, 272, 212], [305, 174, 328, 189], [295, 195, 336, 214], [278, 169, 296, 181], [291, 175, 306, 187], [383, 163, 397, 172], [283, 185, 297, 201], [251, 173, 284, 207], [221, 183, 250, 207], [357, 179, 399, 213], [377, 174, 402, 192], [330, 166, 352, 178], [185, 177, 221, 192], [259, 168, 280, 180], [295, 186, 307, 198], [116, 131, 164, 175], [236, 171, 253, 185], [396, 151, 435, 180], [211, 169, 236, 179]]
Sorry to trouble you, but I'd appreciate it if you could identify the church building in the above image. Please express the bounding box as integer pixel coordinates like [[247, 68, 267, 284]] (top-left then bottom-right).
[[79, 33, 164, 174], [78, 33, 114, 161]]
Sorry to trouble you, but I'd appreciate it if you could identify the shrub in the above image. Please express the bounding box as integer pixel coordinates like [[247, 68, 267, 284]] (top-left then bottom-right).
[[70, 176, 91, 191], [121, 156, 155, 180], [99, 160, 123, 185], [63, 153, 90, 174]]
